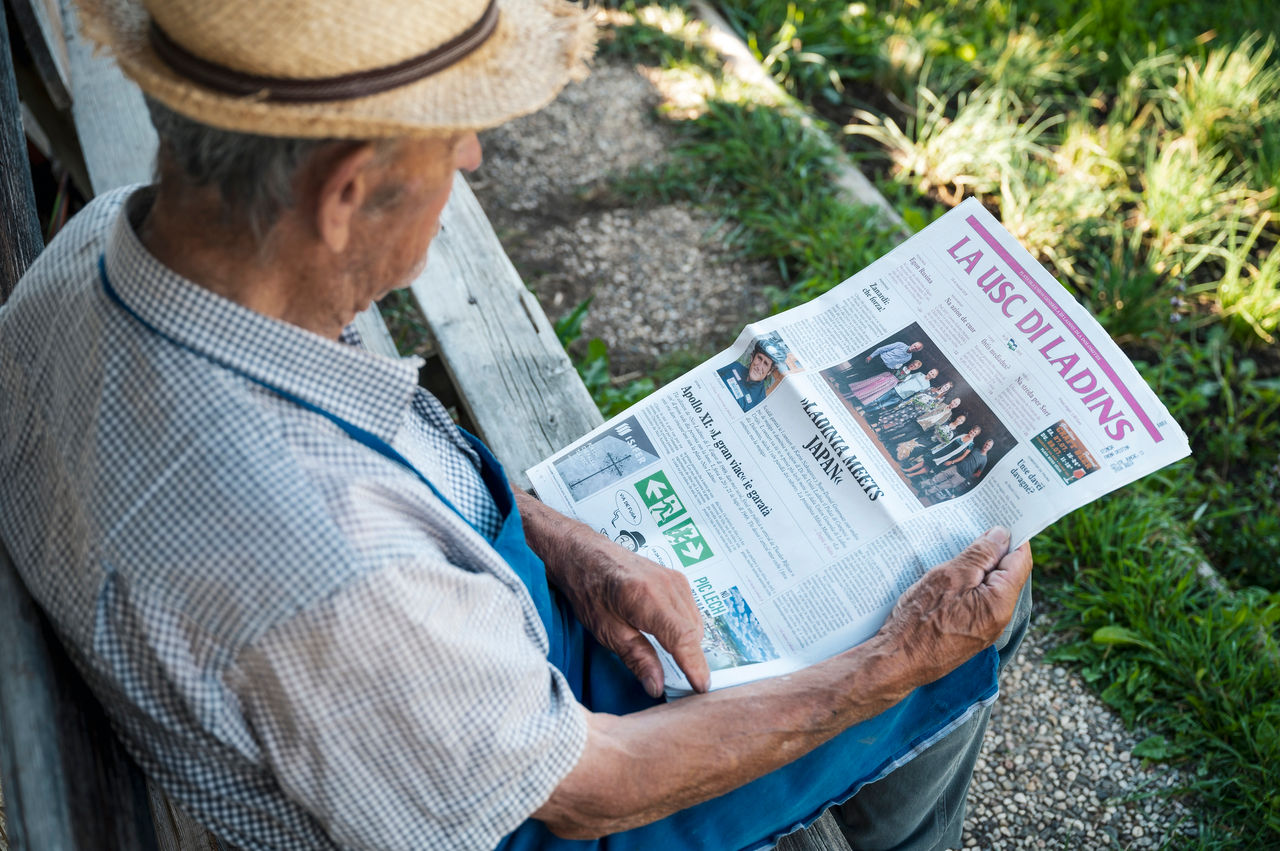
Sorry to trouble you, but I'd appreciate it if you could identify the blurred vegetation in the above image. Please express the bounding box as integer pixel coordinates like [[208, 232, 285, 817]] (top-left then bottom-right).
[[584, 0, 1280, 844]]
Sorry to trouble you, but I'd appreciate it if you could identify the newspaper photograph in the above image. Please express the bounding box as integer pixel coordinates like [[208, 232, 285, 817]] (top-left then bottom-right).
[[526, 197, 1191, 696]]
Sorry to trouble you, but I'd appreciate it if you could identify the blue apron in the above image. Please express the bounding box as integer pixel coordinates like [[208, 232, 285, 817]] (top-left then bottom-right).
[[100, 258, 997, 851]]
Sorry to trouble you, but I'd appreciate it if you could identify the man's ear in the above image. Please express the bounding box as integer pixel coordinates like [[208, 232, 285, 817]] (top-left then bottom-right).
[[314, 143, 379, 253]]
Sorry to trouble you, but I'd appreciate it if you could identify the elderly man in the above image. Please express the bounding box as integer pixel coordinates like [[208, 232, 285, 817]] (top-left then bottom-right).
[[0, 0, 1031, 849]]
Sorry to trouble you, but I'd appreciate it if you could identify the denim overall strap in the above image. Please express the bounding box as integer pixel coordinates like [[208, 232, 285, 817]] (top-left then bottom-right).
[[454, 429, 572, 669]]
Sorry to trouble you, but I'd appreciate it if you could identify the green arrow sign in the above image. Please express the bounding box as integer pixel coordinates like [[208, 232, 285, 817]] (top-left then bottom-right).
[[662, 518, 713, 567], [635, 471, 686, 526]]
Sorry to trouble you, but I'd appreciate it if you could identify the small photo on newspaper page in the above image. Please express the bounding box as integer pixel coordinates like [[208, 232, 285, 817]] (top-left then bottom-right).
[[689, 572, 781, 673], [1032, 421, 1101, 484], [715, 331, 804, 414], [550, 416, 660, 502], [818, 322, 1016, 507]]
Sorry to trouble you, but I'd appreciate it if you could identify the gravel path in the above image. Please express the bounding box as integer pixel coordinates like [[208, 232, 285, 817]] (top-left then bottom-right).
[[469, 57, 1203, 850], [470, 64, 772, 375], [968, 614, 1198, 849]]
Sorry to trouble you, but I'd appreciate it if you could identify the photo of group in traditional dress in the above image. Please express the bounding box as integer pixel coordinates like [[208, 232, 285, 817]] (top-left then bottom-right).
[[821, 323, 1015, 506]]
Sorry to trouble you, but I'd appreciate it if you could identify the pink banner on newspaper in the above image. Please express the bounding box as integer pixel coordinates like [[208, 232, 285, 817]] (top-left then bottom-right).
[[965, 215, 1164, 443]]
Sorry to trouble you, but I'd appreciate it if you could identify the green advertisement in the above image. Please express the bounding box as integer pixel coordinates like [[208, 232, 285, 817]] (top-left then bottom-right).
[[634, 471, 713, 567], [661, 517, 713, 567]]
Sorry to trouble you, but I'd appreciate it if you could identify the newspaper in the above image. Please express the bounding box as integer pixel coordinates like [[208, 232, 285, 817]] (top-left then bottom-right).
[[527, 198, 1190, 696]]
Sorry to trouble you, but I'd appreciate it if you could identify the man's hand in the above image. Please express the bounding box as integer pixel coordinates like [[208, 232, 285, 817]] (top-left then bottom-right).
[[875, 527, 1031, 688], [514, 490, 709, 697]]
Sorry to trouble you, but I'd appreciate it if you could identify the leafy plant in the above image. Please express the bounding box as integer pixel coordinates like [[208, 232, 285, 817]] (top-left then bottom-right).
[[1134, 135, 1261, 269], [846, 82, 1061, 204], [1169, 35, 1280, 159], [1041, 486, 1280, 844], [554, 297, 656, 417], [1073, 224, 1184, 343], [1213, 213, 1280, 344]]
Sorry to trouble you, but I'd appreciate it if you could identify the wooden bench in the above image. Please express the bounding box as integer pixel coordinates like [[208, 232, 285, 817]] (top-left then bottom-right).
[[0, 1, 846, 846]]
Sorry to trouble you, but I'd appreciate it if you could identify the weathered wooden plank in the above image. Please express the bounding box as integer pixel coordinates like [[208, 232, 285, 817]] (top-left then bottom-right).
[[352, 305, 401, 359], [13, 53, 94, 198], [0, 6, 42, 303], [0, 542, 161, 851], [8, 0, 73, 108], [56, 0, 156, 193], [773, 810, 850, 851], [410, 175, 603, 488], [0, 545, 76, 851], [147, 780, 227, 851], [3, 23, 161, 848]]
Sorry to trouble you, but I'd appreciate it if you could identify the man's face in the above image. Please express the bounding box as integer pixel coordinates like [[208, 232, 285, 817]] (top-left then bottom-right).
[[345, 133, 483, 311], [982, 440, 994, 453], [748, 351, 773, 382]]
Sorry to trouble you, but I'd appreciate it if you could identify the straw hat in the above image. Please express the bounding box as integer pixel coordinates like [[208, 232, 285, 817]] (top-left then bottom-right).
[[77, 0, 595, 138]]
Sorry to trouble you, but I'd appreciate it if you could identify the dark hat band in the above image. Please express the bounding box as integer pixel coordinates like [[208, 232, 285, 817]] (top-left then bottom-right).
[[148, 0, 499, 103]]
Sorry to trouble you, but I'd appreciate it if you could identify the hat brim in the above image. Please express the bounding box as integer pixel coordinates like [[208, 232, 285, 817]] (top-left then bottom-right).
[[77, 0, 595, 138]]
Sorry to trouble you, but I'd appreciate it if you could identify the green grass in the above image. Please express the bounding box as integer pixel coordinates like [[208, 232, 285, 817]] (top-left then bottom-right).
[[1039, 480, 1280, 842], [615, 99, 905, 309]]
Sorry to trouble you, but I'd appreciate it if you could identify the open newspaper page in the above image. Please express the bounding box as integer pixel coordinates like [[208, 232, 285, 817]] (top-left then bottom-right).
[[526, 198, 1190, 696]]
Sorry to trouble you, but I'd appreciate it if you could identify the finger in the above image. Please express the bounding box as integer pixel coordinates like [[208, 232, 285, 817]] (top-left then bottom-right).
[[660, 575, 712, 692], [613, 629, 668, 699], [987, 541, 1033, 593], [634, 571, 710, 693], [972, 541, 1032, 633], [659, 614, 710, 694], [632, 601, 709, 695]]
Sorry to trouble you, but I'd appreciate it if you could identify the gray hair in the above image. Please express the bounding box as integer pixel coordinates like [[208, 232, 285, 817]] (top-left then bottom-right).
[[144, 96, 337, 240]]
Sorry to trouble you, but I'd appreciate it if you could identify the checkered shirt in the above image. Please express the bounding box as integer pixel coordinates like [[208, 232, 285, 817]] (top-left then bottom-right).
[[0, 187, 587, 850]]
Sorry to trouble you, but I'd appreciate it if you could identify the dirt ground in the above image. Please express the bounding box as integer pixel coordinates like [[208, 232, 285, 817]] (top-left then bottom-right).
[[469, 63, 775, 377]]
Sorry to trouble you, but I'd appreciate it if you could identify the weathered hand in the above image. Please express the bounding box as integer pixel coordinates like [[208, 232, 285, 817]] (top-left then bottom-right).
[[557, 528, 710, 698], [876, 527, 1032, 687], [514, 490, 709, 697]]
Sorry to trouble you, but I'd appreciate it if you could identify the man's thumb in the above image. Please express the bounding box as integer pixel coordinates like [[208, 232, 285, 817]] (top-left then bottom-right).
[[952, 527, 1010, 576]]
